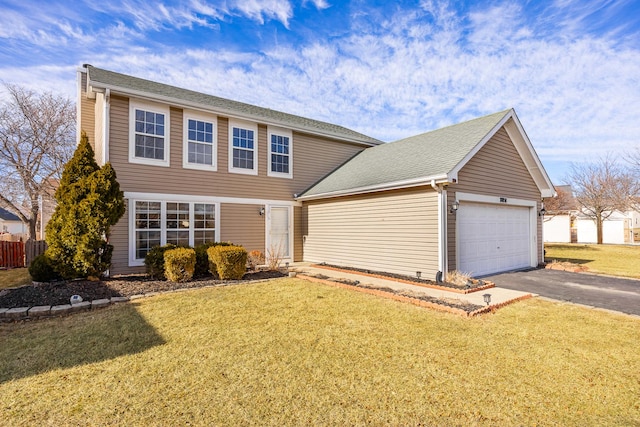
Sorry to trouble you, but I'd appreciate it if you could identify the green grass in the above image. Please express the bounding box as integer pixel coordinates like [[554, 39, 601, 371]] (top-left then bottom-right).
[[1, 279, 639, 426], [0, 268, 31, 289], [545, 243, 640, 278]]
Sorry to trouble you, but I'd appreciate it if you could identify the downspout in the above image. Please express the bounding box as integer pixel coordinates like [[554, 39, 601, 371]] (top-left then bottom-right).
[[431, 180, 448, 282], [103, 88, 110, 164]]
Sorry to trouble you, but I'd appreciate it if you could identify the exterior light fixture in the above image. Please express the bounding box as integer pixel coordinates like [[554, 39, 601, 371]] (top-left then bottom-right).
[[416, 271, 421, 279], [539, 203, 546, 217], [259, 206, 265, 216], [449, 201, 460, 214], [285, 262, 290, 271], [483, 293, 492, 306]]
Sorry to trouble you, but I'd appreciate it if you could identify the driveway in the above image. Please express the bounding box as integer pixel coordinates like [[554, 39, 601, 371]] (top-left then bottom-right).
[[485, 269, 640, 316]]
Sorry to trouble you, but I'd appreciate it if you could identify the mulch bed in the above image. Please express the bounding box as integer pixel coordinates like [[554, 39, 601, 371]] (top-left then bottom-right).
[[315, 263, 494, 293], [0, 270, 286, 309]]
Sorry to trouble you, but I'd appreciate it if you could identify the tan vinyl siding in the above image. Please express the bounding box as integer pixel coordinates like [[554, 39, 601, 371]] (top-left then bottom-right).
[[109, 201, 136, 276], [105, 95, 364, 273], [304, 187, 440, 278], [94, 92, 104, 165], [108, 96, 364, 200], [79, 72, 95, 150], [447, 126, 543, 270], [220, 204, 265, 252]]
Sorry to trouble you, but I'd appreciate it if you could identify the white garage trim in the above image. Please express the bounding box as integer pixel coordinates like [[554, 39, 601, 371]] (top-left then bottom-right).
[[455, 192, 537, 276]]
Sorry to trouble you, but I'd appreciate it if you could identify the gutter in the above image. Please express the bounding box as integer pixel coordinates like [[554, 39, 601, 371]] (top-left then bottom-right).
[[297, 174, 449, 201], [87, 79, 381, 148]]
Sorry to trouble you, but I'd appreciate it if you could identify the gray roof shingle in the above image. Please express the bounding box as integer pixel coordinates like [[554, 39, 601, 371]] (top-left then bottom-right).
[[299, 109, 511, 198], [86, 65, 381, 146]]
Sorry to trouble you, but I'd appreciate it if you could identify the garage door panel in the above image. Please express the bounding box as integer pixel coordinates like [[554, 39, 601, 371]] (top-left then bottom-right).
[[458, 202, 532, 276]]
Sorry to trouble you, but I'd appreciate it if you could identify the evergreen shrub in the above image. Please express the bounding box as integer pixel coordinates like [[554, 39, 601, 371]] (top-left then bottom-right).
[[194, 242, 232, 278], [207, 245, 247, 280], [144, 244, 176, 279], [28, 254, 60, 282], [164, 247, 196, 282]]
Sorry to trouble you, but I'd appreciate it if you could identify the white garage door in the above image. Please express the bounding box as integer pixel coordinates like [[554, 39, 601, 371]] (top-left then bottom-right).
[[458, 202, 533, 276]]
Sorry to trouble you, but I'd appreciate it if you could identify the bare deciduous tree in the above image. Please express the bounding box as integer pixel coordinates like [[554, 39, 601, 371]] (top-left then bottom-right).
[[567, 154, 639, 244], [543, 185, 576, 216], [0, 83, 75, 241]]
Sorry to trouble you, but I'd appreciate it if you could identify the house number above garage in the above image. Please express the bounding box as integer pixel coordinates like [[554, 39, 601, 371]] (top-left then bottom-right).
[[500, 197, 508, 203]]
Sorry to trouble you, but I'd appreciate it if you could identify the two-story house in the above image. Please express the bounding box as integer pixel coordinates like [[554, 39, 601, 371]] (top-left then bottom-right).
[[79, 65, 554, 279], [78, 65, 380, 275]]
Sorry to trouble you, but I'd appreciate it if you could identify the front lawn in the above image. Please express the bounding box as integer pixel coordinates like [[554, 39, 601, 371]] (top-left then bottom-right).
[[1, 279, 639, 426], [545, 243, 640, 278], [0, 268, 31, 289]]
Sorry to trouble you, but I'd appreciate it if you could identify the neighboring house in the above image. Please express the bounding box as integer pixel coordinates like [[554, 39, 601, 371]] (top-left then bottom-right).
[[543, 186, 638, 244], [79, 65, 555, 278], [0, 207, 26, 240]]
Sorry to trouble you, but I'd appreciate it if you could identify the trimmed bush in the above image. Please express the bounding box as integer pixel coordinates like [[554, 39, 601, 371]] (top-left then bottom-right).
[[144, 244, 176, 279], [194, 242, 232, 278], [207, 245, 248, 280], [164, 247, 196, 282], [28, 254, 60, 282]]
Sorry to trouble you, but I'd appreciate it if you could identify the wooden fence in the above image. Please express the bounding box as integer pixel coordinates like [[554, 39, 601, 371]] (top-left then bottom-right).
[[0, 240, 47, 268], [0, 241, 25, 268]]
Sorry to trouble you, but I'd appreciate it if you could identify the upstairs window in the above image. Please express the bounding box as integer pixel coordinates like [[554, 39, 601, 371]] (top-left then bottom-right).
[[129, 100, 170, 167], [183, 111, 217, 171], [268, 127, 293, 179], [228, 119, 258, 175]]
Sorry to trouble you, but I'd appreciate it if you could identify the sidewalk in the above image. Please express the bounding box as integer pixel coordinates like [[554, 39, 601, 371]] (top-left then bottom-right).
[[290, 263, 534, 311]]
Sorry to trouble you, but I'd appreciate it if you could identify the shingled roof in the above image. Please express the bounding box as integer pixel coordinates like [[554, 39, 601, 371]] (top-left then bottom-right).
[[298, 109, 515, 199], [85, 65, 381, 147]]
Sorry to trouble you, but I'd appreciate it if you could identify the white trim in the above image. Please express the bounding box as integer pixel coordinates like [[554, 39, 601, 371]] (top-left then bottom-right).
[[128, 99, 171, 167], [265, 205, 294, 263], [297, 174, 449, 201], [183, 109, 217, 172], [103, 89, 110, 164], [454, 192, 538, 273], [124, 192, 302, 207], [228, 118, 258, 175], [88, 81, 380, 148], [267, 126, 293, 179]]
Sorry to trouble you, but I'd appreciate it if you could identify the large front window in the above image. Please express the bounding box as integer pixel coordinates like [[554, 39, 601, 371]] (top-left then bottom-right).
[[131, 200, 218, 264], [228, 119, 258, 175]]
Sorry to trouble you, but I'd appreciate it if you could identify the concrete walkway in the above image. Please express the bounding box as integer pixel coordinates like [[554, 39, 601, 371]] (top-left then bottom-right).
[[290, 263, 533, 309]]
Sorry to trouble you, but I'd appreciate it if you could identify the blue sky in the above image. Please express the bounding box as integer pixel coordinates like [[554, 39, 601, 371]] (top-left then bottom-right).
[[1, 0, 639, 185]]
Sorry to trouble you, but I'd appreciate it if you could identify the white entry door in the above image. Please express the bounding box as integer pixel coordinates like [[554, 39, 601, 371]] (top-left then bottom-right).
[[457, 202, 533, 276], [267, 206, 291, 260]]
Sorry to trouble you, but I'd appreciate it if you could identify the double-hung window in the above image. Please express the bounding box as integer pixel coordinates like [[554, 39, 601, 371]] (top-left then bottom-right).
[[129, 199, 219, 265], [228, 119, 258, 175], [129, 100, 170, 167], [183, 111, 217, 171], [268, 127, 293, 179]]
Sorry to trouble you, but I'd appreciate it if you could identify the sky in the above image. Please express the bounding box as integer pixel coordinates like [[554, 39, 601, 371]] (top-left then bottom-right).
[[0, 0, 639, 185]]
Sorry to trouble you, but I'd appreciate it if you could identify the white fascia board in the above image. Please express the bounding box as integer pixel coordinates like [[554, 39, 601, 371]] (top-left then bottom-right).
[[123, 192, 302, 207], [296, 174, 449, 201], [455, 191, 537, 207], [88, 81, 380, 148]]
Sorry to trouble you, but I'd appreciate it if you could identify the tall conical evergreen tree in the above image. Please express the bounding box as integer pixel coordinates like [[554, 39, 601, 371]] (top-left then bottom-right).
[[46, 131, 125, 279]]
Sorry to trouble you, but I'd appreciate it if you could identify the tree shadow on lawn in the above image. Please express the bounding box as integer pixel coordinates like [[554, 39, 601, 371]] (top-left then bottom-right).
[[0, 303, 165, 384], [545, 244, 596, 265]]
